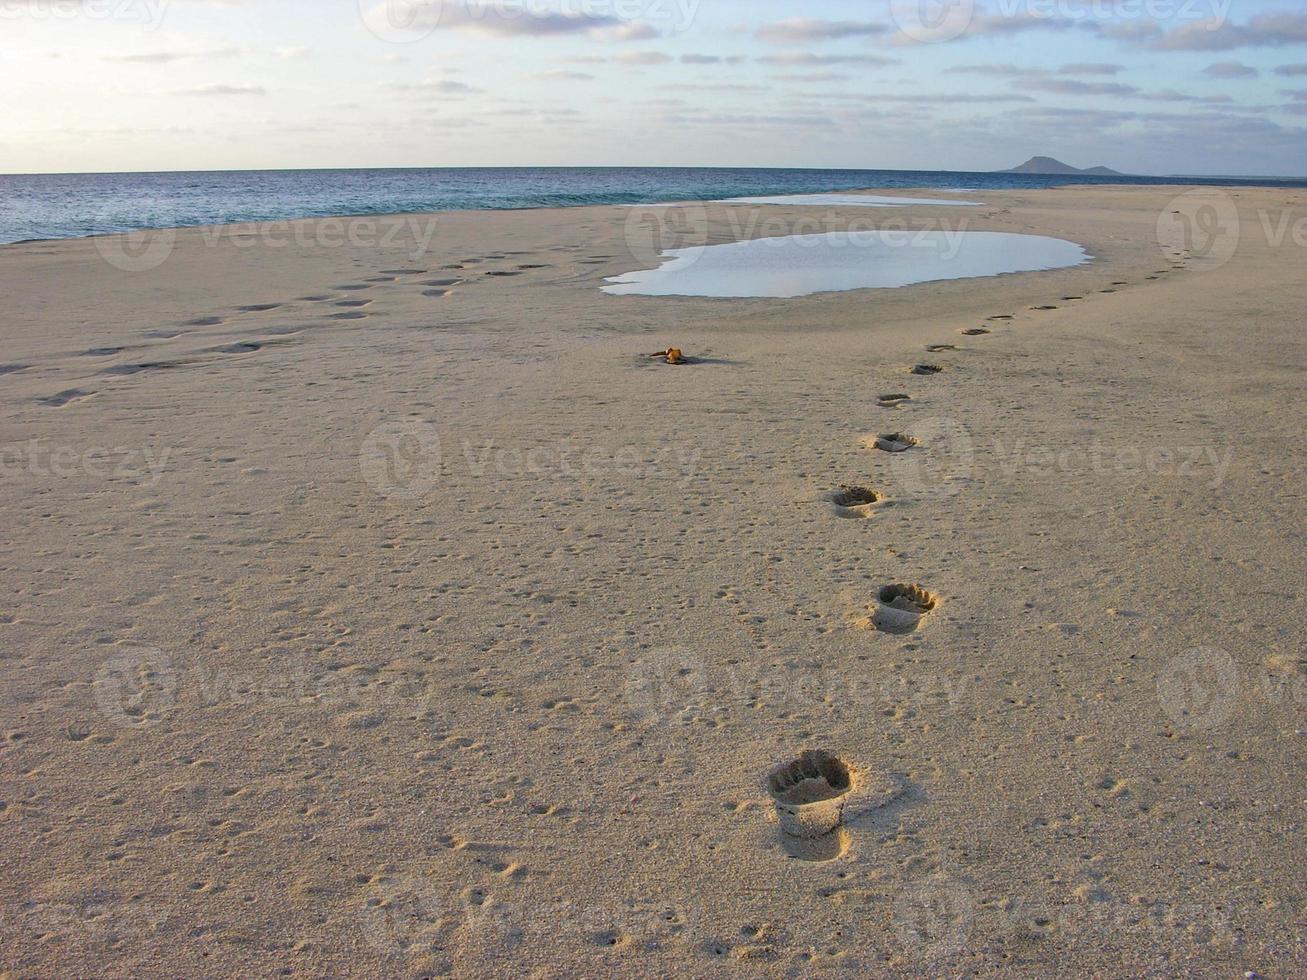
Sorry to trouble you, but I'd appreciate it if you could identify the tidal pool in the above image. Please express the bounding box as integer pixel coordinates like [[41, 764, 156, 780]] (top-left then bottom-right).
[[601, 230, 1090, 299]]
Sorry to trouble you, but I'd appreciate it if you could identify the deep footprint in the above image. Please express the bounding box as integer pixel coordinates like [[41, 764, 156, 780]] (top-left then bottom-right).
[[911, 364, 944, 376], [867, 584, 938, 634], [878, 393, 911, 408], [960, 328, 990, 336], [872, 432, 918, 453], [40, 388, 94, 407], [236, 304, 282, 313], [826, 486, 883, 519], [925, 344, 956, 353]]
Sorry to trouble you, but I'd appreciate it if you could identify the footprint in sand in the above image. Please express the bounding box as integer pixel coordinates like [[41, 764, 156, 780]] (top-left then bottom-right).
[[1031, 305, 1059, 311], [871, 432, 918, 453], [878, 393, 911, 408], [420, 279, 463, 287], [989, 314, 1014, 320], [960, 328, 990, 336], [144, 329, 184, 339], [1111, 281, 1128, 286], [0, 364, 29, 375], [334, 284, 372, 291], [423, 289, 452, 297], [485, 270, 521, 278], [99, 361, 179, 376], [925, 344, 956, 353], [212, 342, 262, 354], [335, 299, 371, 308], [910, 363, 944, 376], [185, 316, 225, 326], [330, 311, 368, 320], [299, 295, 333, 302], [865, 584, 939, 635], [83, 347, 124, 357], [1061, 296, 1083, 301], [236, 303, 282, 313], [767, 750, 854, 841], [379, 268, 426, 276], [40, 389, 94, 407], [1100, 289, 1117, 293], [517, 264, 550, 270], [826, 486, 884, 520], [364, 276, 398, 283]]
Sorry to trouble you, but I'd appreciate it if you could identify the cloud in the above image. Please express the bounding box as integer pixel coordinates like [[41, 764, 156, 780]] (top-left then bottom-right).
[[1275, 64, 1307, 76], [590, 22, 658, 42], [383, 78, 481, 95], [176, 84, 266, 96], [680, 54, 745, 65], [1025, 78, 1139, 96], [1059, 63, 1124, 76], [755, 53, 898, 67], [366, 1, 646, 40], [1124, 14, 1307, 52], [612, 51, 673, 66], [533, 70, 594, 81], [1203, 62, 1259, 79], [755, 18, 889, 44], [1138, 90, 1233, 104], [1282, 89, 1307, 102], [104, 47, 239, 64]]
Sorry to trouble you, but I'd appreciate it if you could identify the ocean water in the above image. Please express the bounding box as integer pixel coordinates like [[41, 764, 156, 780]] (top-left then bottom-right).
[[600, 231, 1091, 298], [1, 166, 1304, 246]]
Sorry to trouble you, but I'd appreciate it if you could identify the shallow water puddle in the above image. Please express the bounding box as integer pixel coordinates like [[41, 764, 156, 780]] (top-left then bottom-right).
[[601, 230, 1090, 298]]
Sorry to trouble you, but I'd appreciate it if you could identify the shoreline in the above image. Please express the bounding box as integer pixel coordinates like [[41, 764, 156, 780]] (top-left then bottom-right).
[[3, 177, 1303, 249]]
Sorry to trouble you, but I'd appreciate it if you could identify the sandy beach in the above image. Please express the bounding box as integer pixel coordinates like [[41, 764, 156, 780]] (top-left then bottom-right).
[[1, 185, 1304, 977]]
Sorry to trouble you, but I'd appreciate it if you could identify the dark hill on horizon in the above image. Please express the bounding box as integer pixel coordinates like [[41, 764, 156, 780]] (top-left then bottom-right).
[[1001, 156, 1126, 176]]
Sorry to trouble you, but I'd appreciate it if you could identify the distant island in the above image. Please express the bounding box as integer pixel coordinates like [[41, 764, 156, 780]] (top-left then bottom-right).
[[1000, 156, 1125, 177]]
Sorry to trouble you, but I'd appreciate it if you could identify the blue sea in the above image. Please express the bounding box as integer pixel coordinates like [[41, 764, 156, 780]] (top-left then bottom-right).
[[2, 166, 1305, 245]]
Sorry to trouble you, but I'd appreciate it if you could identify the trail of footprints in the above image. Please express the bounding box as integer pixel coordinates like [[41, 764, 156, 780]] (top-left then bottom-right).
[[828, 260, 1189, 637], [28, 253, 575, 406]]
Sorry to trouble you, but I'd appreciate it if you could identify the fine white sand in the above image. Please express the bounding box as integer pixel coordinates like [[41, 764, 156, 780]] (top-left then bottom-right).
[[1, 185, 1304, 977]]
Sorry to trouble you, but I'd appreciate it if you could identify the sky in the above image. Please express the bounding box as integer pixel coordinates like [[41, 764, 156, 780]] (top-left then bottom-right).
[[3, 0, 1307, 175]]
